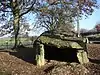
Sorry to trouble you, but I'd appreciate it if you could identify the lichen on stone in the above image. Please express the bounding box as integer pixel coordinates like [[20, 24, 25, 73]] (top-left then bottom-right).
[[37, 35, 84, 49]]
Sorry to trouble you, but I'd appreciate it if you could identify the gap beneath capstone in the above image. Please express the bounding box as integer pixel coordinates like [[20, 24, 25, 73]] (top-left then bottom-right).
[[44, 45, 79, 63]]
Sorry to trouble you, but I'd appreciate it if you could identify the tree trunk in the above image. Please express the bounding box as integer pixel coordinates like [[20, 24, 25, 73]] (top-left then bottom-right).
[[13, 24, 20, 49], [77, 6, 80, 37], [12, 11, 20, 49]]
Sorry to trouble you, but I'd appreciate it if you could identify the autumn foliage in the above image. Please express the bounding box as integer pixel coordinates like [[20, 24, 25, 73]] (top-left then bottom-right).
[[95, 24, 100, 32]]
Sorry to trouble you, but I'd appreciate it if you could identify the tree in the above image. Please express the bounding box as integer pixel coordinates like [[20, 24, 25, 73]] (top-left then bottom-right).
[[46, 0, 98, 16], [80, 28, 88, 33], [18, 17, 31, 37], [35, 0, 75, 32], [36, 0, 98, 34], [0, 0, 36, 48], [95, 23, 100, 32], [0, 17, 31, 35], [0, 19, 13, 37], [0, 17, 31, 46]]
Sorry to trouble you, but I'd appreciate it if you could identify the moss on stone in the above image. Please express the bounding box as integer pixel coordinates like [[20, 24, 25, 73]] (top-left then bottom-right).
[[38, 36, 83, 49]]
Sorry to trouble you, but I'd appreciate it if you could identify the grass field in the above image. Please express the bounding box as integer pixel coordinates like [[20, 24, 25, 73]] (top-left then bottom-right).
[[0, 37, 33, 49]]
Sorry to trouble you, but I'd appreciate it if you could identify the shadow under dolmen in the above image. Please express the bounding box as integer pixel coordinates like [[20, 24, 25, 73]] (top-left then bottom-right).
[[9, 45, 36, 64], [44, 45, 79, 62]]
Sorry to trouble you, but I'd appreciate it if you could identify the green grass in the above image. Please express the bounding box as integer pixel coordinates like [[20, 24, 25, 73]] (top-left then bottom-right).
[[0, 37, 32, 49], [0, 71, 11, 75]]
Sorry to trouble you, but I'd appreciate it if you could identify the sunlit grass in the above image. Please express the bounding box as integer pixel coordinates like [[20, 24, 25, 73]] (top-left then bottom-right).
[[0, 37, 32, 49], [0, 71, 11, 75]]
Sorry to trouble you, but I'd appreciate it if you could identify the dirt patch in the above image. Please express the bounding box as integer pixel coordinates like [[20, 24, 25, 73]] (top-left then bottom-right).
[[45, 63, 89, 75], [84, 62, 100, 75], [87, 44, 100, 60], [0, 44, 100, 75], [0, 52, 43, 75]]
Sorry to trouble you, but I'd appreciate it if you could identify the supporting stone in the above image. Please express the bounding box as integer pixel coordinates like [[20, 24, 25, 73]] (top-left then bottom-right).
[[77, 50, 89, 64], [36, 43, 45, 66], [86, 38, 89, 44], [83, 37, 89, 44]]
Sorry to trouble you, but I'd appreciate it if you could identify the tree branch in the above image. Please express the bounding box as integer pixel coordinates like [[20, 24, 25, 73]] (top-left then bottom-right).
[[19, 0, 36, 17]]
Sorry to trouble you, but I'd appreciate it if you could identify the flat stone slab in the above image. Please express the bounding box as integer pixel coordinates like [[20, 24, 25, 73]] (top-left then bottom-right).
[[36, 35, 85, 49]]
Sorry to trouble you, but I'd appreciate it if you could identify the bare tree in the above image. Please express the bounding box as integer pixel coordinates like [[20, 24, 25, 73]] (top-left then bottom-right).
[[80, 28, 88, 33], [36, 0, 98, 34], [35, 1, 75, 32], [0, 0, 37, 48], [0, 17, 31, 48]]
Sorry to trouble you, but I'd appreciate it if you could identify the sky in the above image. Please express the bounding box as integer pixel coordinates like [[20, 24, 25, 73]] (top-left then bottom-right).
[[79, 8, 100, 30], [78, 0, 100, 30], [1, 0, 100, 37]]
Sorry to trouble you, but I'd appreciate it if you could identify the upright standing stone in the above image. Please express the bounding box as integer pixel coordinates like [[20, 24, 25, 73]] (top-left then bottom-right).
[[36, 43, 45, 66], [77, 50, 89, 64]]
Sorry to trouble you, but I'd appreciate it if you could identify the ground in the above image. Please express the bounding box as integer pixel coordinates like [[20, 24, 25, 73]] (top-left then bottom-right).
[[0, 44, 100, 75]]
